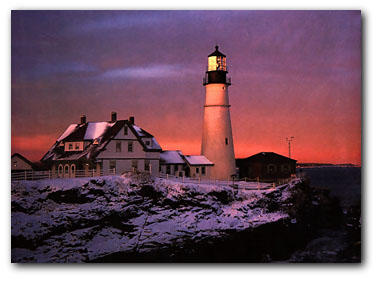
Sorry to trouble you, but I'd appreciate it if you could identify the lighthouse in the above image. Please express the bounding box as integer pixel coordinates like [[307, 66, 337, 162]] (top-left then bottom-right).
[[201, 46, 236, 180]]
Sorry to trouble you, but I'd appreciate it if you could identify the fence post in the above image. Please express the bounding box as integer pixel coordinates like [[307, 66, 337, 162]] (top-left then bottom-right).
[[182, 175, 185, 182], [199, 177, 201, 184], [273, 182, 275, 189], [92, 169, 95, 177], [48, 170, 51, 179], [24, 171, 27, 181], [244, 177, 247, 182], [166, 174, 169, 180]]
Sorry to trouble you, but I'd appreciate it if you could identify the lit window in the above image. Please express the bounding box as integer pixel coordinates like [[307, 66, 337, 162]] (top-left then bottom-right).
[[116, 141, 121, 152], [128, 141, 133, 152]]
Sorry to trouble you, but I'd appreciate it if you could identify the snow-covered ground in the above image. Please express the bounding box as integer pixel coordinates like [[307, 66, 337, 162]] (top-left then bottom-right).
[[11, 173, 301, 262]]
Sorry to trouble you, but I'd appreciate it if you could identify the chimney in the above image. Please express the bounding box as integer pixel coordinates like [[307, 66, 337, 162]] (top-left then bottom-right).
[[80, 115, 86, 124], [129, 116, 135, 124], [111, 112, 117, 122]]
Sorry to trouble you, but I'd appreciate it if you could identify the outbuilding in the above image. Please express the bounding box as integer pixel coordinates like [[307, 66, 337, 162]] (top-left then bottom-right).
[[236, 152, 297, 181]]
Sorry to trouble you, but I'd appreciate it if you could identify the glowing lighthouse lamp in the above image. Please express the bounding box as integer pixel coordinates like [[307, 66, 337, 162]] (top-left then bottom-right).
[[201, 46, 236, 180]]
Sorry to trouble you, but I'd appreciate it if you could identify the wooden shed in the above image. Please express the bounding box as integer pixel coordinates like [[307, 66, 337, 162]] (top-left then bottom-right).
[[236, 152, 297, 181]]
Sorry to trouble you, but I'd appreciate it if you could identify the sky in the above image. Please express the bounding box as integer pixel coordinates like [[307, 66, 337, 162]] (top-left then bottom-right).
[[11, 10, 361, 164]]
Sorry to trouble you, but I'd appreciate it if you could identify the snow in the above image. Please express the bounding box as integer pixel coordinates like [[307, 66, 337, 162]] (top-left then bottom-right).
[[149, 137, 162, 150], [184, 155, 214, 165], [160, 150, 184, 164], [11, 174, 299, 262], [57, 124, 78, 142], [84, 122, 113, 140], [132, 125, 145, 136]]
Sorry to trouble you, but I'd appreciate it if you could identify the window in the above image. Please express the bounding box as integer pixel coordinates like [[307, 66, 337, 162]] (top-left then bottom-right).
[[201, 166, 206, 175], [132, 160, 138, 171], [75, 143, 80, 150], [268, 164, 276, 173], [174, 165, 178, 172], [166, 165, 170, 174], [282, 164, 289, 172], [225, 138, 228, 145], [124, 125, 128, 135], [145, 140, 150, 146], [196, 167, 199, 174], [128, 141, 133, 152], [116, 141, 121, 152], [64, 165, 69, 174], [58, 164, 63, 175], [70, 164, 76, 177], [68, 143, 73, 150], [145, 160, 150, 172], [110, 160, 116, 170]]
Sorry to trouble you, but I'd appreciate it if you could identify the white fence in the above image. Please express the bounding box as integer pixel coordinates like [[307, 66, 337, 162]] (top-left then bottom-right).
[[156, 173, 304, 190], [12, 169, 306, 189], [11, 169, 116, 182]]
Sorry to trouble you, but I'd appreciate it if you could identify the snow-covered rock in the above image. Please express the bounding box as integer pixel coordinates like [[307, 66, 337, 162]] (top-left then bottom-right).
[[11, 173, 301, 262]]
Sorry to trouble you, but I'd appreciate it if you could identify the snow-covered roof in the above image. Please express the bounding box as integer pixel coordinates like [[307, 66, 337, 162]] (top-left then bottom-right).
[[84, 122, 114, 140], [57, 124, 78, 142], [41, 118, 161, 162], [160, 150, 185, 164], [184, 155, 214, 166], [149, 137, 162, 150]]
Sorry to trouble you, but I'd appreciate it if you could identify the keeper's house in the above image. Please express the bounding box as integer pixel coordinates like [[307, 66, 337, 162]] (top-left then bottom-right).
[[41, 112, 162, 178], [236, 152, 297, 181]]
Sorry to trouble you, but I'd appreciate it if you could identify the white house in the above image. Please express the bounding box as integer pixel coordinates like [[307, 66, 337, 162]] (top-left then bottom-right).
[[160, 150, 214, 180], [41, 112, 162, 178]]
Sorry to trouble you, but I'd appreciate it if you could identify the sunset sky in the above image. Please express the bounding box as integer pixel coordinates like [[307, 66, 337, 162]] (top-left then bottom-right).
[[11, 10, 361, 164]]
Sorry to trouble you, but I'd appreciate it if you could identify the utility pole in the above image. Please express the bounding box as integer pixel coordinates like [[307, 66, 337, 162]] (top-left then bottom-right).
[[286, 136, 295, 158]]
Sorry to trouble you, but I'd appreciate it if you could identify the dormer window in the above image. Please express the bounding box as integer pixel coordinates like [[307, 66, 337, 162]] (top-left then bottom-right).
[[64, 141, 83, 151], [124, 125, 128, 135], [145, 140, 150, 146], [116, 141, 121, 152]]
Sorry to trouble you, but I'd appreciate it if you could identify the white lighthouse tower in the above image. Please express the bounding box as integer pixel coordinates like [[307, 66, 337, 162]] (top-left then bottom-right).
[[201, 46, 236, 180]]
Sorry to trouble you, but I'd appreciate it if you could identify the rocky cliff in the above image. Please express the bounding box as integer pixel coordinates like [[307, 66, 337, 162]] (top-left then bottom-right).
[[11, 173, 344, 263]]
